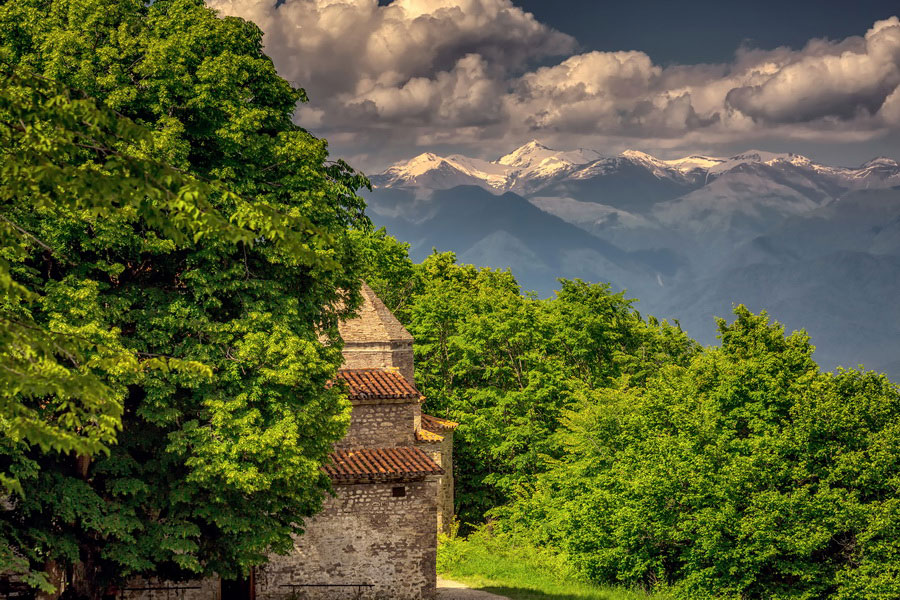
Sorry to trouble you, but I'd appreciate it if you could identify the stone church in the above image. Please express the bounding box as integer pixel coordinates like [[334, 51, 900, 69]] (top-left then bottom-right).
[[116, 283, 455, 600]]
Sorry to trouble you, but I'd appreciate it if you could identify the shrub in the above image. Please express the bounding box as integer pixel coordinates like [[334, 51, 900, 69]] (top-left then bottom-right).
[[502, 307, 900, 599]]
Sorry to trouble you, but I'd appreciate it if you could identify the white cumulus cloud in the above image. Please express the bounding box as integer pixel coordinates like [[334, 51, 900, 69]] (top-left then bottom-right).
[[206, 1, 900, 170]]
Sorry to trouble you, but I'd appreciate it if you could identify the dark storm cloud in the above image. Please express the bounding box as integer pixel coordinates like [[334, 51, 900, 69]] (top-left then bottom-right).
[[206, 1, 900, 170]]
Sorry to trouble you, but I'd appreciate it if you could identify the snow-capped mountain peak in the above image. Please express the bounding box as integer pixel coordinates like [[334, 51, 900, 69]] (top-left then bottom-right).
[[861, 156, 900, 169], [497, 140, 552, 167], [373, 142, 900, 196], [497, 140, 603, 171], [620, 149, 659, 162], [620, 149, 678, 174], [691, 149, 821, 175], [399, 152, 447, 174], [662, 155, 725, 173]]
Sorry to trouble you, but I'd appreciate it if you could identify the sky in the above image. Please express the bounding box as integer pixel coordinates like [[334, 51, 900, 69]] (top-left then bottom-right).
[[210, 0, 900, 173], [513, 1, 899, 65]]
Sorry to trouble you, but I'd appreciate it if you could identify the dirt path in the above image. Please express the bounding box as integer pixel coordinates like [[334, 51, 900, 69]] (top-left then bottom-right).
[[436, 576, 512, 599]]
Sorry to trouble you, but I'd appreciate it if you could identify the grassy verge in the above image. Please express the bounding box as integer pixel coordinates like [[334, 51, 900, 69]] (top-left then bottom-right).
[[437, 531, 670, 600]]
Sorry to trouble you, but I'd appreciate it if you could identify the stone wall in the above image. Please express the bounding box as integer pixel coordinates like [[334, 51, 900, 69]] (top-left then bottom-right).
[[337, 402, 420, 449], [342, 341, 415, 384], [256, 479, 438, 600], [437, 433, 454, 535], [416, 434, 454, 535]]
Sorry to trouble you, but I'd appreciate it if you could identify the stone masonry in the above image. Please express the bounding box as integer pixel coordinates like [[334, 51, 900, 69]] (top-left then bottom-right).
[[256, 480, 438, 600], [110, 283, 454, 600], [416, 416, 457, 535], [339, 283, 415, 384], [336, 401, 419, 449]]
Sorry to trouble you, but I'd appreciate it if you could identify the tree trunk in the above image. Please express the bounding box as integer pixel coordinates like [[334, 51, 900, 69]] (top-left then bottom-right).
[[35, 560, 65, 600], [65, 455, 103, 600], [75, 455, 90, 480], [65, 545, 103, 600]]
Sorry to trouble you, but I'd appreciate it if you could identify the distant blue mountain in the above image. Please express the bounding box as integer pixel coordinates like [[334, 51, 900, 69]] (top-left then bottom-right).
[[367, 142, 900, 379]]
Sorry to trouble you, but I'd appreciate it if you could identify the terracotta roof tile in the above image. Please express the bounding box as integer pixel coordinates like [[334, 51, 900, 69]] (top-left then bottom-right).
[[336, 369, 422, 402], [324, 447, 443, 483], [415, 428, 443, 443], [421, 413, 459, 432]]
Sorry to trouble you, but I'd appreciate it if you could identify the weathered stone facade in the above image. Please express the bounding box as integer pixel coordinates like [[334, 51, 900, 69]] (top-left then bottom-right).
[[339, 283, 415, 384], [256, 480, 438, 599], [336, 401, 419, 449], [417, 431, 455, 535], [341, 340, 415, 385], [112, 283, 452, 600]]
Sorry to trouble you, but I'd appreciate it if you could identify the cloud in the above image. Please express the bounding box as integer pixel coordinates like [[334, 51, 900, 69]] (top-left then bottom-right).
[[725, 17, 900, 123], [206, 1, 900, 169], [209, 0, 574, 95], [345, 53, 505, 126], [881, 85, 900, 125]]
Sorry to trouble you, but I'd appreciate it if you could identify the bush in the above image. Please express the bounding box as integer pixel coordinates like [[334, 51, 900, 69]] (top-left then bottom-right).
[[501, 307, 900, 599]]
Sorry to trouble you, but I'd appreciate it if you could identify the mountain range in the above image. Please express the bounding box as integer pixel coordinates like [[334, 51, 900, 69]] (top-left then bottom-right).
[[365, 141, 900, 379]]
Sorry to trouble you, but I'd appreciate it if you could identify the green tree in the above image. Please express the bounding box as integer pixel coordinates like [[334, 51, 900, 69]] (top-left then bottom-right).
[[0, 0, 369, 596], [354, 240, 696, 528], [350, 227, 420, 315], [505, 307, 900, 599]]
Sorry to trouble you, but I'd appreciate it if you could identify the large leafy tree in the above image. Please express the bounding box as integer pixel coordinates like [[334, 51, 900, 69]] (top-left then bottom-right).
[[0, 0, 368, 596], [505, 307, 900, 599], [358, 235, 696, 527]]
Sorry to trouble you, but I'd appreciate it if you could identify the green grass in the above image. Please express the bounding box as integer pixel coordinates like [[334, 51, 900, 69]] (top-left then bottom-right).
[[437, 532, 671, 600]]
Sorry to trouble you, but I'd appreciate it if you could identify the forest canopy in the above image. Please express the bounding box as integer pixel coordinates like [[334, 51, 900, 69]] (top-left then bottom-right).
[[360, 230, 900, 600], [0, 0, 369, 595]]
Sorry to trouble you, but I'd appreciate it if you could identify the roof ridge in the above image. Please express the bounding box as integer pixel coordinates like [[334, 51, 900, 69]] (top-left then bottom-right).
[[416, 428, 444, 443], [338, 282, 413, 344], [421, 413, 459, 432]]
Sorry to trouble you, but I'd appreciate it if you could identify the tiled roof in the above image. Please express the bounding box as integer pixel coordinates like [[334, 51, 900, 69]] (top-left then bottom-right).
[[338, 282, 413, 344], [421, 413, 459, 432], [324, 447, 444, 483], [336, 369, 422, 402], [416, 428, 443, 443]]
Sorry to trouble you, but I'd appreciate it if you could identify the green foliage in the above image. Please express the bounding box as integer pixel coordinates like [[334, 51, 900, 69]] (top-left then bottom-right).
[[438, 529, 673, 600], [350, 227, 419, 314], [501, 307, 900, 599], [356, 232, 697, 527], [0, 0, 368, 594], [0, 61, 316, 495], [358, 227, 900, 598]]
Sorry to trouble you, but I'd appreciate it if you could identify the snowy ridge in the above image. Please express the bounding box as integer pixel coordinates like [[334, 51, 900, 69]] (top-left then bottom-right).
[[376, 140, 606, 192], [365, 142, 900, 383], [374, 142, 900, 195], [498, 140, 604, 171]]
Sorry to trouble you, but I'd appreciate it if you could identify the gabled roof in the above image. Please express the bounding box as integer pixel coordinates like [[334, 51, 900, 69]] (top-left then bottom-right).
[[421, 414, 459, 432], [338, 282, 413, 344], [336, 369, 422, 402], [324, 447, 443, 483]]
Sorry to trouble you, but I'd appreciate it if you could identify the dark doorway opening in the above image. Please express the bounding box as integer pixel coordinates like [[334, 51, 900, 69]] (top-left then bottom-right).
[[221, 570, 255, 600]]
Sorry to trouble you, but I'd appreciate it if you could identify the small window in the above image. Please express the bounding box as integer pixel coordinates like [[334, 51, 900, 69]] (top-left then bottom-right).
[[392, 486, 406, 497]]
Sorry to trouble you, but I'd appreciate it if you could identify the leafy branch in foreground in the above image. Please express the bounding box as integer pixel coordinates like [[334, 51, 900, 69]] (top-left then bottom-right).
[[0, 2, 368, 590], [0, 62, 347, 495]]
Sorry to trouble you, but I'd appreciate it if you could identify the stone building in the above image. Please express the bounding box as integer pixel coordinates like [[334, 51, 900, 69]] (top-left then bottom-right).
[[416, 414, 456, 536], [114, 284, 456, 600]]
